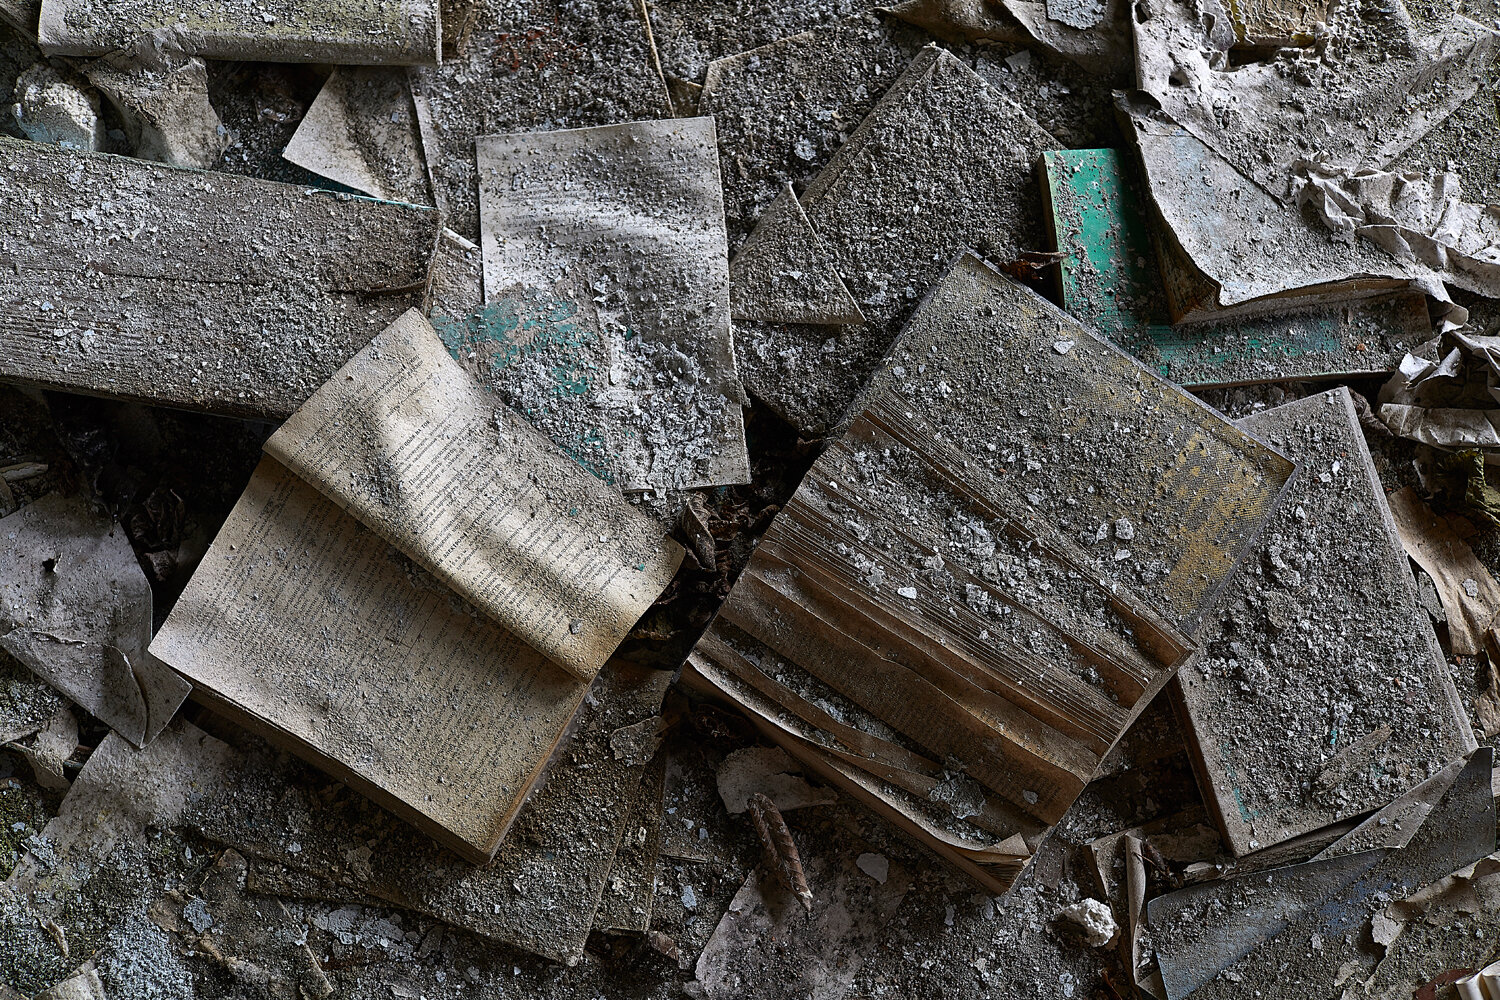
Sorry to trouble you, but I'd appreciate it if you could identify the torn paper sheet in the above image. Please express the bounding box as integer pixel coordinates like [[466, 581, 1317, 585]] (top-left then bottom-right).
[[699, 12, 927, 244], [148, 455, 590, 864], [1374, 332, 1500, 452], [594, 750, 668, 935], [427, 228, 742, 498], [1118, 96, 1458, 326], [36, 0, 441, 65], [81, 28, 226, 169], [0, 493, 188, 748], [8, 705, 77, 790], [641, 0, 881, 86], [264, 309, 683, 682], [194, 663, 673, 966], [727, 45, 1060, 435], [473, 117, 749, 492], [727, 182, 865, 327], [281, 66, 432, 206], [693, 838, 911, 999], [1387, 486, 1500, 657], [1296, 164, 1500, 300], [1172, 389, 1474, 856], [0, 138, 442, 420], [1133, 0, 1495, 203], [1041, 147, 1433, 386], [717, 745, 837, 815], [1151, 748, 1496, 1000], [881, 0, 1132, 77], [410, 2, 670, 242], [1358, 856, 1500, 1000]]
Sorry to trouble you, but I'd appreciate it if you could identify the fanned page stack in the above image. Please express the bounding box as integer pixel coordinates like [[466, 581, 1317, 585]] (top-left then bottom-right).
[[150, 309, 683, 863], [686, 254, 1296, 893]]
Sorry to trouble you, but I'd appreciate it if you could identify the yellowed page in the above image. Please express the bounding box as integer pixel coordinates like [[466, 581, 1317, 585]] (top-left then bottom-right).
[[264, 309, 683, 682], [148, 457, 586, 863]]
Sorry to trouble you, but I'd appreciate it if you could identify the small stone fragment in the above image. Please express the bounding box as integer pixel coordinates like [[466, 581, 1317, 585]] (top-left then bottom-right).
[[11, 63, 103, 151], [1056, 898, 1117, 947], [856, 851, 889, 884]]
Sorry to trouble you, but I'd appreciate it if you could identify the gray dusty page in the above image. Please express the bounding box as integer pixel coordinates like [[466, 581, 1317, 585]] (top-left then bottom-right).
[[472, 117, 750, 493], [264, 309, 684, 682], [37, 0, 440, 64], [148, 456, 588, 863]]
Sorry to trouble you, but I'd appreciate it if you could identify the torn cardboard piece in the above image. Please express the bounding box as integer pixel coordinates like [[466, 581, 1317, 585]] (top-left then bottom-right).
[[36, 0, 441, 65], [1041, 148, 1432, 386], [1296, 164, 1500, 300], [281, 66, 431, 206], [728, 45, 1061, 435], [81, 28, 226, 169], [1387, 486, 1500, 657], [1172, 388, 1475, 856], [0, 138, 442, 420], [152, 310, 681, 861], [881, 0, 1133, 77], [0, 493, 188, 748], [473, 117, 750, 493], [691, 252, 1295, 892]]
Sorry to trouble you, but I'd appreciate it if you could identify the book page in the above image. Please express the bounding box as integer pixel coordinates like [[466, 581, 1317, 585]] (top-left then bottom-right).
[[264, 309, 683, 682], [474, 117, 750, 492], [148, 457, 586, 863]]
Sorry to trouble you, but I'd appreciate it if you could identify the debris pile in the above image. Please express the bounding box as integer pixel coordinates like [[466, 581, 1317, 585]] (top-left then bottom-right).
[[1, 1, 1500, 998]]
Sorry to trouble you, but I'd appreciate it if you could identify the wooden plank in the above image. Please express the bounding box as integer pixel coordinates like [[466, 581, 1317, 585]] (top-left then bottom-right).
[[37, 0, 440, 64], [0, 139, 441, 419], [1040, 148, 1431, 387], [1173, 388, 1476, 856]]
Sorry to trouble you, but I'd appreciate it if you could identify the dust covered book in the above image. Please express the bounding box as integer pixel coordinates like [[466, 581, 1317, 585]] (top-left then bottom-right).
[[687, 253, 1295, 892], [150, 309, 682, 862]]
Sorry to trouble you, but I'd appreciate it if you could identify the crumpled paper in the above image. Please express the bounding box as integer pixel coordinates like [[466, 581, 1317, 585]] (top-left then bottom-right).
[[1377, 331, 1500, 449], [1295, 162, 1500, 300]]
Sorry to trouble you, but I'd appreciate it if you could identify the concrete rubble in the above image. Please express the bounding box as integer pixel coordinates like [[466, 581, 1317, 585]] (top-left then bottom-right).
[[0, 1, 1499, 998]]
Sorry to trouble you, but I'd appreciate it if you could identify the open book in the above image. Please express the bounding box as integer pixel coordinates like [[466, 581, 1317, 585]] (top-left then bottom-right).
[[686, 254, 1295, 892], [149, 310, 683, 863]]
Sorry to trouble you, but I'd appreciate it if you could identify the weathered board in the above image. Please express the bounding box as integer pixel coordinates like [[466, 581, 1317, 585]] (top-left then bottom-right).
[[1171, 388, 1475, 857], [37, 0, 441, 64], [1041, 148, 1432, 387], [0, 139, 441, 420], [690, 253, 1295, 891]]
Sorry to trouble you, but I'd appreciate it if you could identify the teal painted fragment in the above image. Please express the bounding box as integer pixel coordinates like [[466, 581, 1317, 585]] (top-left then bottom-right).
[[1041, 148, 1427, 386]]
